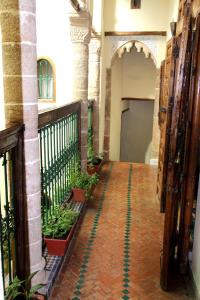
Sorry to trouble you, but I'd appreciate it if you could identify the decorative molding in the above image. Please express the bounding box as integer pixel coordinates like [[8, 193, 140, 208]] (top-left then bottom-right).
[[69, 10, 92, 44], [70, 26, 91, 44], [105, 31, 167, 37], [108, 35, 164, 67]]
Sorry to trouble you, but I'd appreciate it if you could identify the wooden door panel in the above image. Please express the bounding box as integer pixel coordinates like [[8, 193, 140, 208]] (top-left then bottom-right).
[[178, 13, 200, 272], [157, 39, 177, 213], [161, 3, 192, 290]]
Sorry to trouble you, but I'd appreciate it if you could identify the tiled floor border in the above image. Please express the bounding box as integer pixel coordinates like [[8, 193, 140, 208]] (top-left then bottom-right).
[[122, 164, 133, 300], [72, 163, 113, 300]]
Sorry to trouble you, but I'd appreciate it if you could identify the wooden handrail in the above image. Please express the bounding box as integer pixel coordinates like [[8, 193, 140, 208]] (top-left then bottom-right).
[[0, 124, 24, 155], [38, 101, 81, 129]]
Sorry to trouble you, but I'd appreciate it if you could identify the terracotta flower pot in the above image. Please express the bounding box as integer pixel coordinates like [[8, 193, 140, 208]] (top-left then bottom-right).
[[87, 159, 102, 174], [44, 223, 76, 256], [87, 166, 96, 175], [72, 188, 86, 202]]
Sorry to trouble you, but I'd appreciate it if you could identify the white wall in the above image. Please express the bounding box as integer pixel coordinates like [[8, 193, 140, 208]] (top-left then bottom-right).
[[110, 58, 122, 161], [36, 0, 74, 110], [192, 176, 200, 298], [122, 48, 156, 98], [167, 0, 179, 39], [104, 0, 170, 32]]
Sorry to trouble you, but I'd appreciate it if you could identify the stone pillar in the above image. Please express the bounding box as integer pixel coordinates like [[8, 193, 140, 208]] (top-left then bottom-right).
[[151, 68, 161, 165], [70, 12, 91, 169], [103, 69, 112, 160], [88, 36, 101, 154], [0, 0, 45, 284]]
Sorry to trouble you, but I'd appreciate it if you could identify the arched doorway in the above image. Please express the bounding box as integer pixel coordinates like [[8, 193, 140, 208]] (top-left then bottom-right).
[[108, 40, 158, 164]]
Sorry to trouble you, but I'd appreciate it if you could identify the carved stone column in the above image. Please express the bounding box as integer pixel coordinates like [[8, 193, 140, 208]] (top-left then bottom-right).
[[0, 0, 45, 284], [70, 12, 91, 169], [88, 36, 101, 154]]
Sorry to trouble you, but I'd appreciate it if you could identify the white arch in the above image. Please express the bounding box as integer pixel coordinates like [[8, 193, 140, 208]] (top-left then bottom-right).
[[111, 40, 157, 67], [106, 34, 165, 68]]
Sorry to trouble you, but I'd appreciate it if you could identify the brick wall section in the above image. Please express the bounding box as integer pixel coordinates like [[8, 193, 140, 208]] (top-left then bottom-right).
[[0, 0, 45, 284]]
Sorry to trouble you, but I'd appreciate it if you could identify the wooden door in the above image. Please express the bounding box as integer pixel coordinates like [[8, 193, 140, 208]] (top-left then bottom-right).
[[157, 39, 177, 213], [160, 3, 193, 290], [178, 12, 200, 273]]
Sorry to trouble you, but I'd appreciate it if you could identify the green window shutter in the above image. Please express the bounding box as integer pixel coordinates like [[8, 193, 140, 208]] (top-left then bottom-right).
[[37, 59, 54, 99]]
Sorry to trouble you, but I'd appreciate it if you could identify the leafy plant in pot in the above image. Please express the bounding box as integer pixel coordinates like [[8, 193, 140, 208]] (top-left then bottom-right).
[[5, 271, 44, 300], [87, 146, 103, 175], [69, 166, 99, 202], [42, 206, 79, 256]]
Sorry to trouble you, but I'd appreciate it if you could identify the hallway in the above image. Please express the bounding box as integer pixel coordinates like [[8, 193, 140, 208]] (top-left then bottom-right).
[[49, 163, 193, 300]]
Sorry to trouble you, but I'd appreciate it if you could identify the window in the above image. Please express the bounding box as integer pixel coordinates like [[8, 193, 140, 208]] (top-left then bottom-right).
[[131, 0, 141, 9], [37, 59, 54, 101]]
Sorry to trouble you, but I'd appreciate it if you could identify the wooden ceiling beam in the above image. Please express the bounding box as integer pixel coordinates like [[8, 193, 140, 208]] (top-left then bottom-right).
[[105, 31, 167, 37]]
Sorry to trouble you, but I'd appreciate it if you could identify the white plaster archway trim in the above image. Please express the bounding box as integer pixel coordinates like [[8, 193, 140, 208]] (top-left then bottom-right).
[[107, 35, 163, 68]]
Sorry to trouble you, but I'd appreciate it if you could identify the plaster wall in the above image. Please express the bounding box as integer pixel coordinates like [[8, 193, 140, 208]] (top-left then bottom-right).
[[104, 0, 170, 32], [122, 48, 156, 98], [36, 0, 74, 110], [167, 0, 179, 39]]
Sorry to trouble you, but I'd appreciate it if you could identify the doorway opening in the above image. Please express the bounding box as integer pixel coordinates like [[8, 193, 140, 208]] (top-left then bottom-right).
[[109, 43, 157, 164]]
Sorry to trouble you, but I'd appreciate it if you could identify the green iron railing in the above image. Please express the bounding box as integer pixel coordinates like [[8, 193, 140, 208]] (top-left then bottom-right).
[[88, 100, 94, 157], [38, 102, 81, 225], [0, 125, 24, 295]]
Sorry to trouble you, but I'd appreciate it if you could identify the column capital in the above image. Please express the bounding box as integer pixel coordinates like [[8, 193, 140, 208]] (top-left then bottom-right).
[[70, 11, 91, 44]]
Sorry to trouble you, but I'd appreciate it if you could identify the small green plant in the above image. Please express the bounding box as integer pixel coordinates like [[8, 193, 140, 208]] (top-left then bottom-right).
[[42, 206, 79, 239], [69, 165, 99, 190], [87, 145, 103, 167], [5, 271, 44, 300]]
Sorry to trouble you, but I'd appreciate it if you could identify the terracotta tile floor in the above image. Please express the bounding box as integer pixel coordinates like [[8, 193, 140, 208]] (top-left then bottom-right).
[[49, 162, 194, 300]]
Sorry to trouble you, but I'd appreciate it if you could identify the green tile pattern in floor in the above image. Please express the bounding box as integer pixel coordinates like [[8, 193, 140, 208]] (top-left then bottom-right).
[[122, 164, 132, 300], [72, 163, 113, 300]]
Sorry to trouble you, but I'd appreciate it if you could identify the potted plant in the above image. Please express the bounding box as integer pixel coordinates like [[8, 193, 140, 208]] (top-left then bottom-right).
[[69, 166, 99, 202], [42, 206, 79, 256], [5, 271, 44, 300], [87, 146, 103, 174]]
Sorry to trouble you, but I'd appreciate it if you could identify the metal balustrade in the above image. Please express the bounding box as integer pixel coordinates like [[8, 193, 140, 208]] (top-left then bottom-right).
[[38, 102, 81, 225], [0, 125, 24, 295]]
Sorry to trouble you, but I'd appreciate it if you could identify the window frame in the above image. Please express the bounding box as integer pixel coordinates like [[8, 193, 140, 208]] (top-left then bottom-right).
[[131, 0, 141, 9], [37, 57, 56, 103]]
